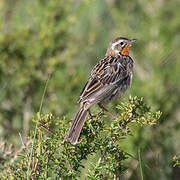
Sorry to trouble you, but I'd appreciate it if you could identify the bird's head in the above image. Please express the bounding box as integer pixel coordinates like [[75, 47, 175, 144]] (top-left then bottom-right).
[[106, 37, 136, 57]]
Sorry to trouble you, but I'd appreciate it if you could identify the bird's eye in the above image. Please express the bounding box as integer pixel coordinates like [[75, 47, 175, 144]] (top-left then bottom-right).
[[120, 42, 124, 46]]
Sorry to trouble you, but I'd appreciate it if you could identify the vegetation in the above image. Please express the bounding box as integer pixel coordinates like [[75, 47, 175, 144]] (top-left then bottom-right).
[[0, 0, 180, 179], [0, 97, 161, 179]]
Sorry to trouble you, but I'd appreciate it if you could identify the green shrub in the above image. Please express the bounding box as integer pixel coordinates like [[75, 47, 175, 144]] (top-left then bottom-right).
[[0, 97, 161, 179]]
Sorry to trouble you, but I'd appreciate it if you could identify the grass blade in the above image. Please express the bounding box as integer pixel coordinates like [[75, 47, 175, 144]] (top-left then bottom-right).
[[138, 148, 144, 180], [27, 74, 51, 180]]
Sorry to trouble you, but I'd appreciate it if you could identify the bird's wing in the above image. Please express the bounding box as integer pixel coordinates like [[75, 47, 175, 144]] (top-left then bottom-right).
[[78, 55, 129, 104]]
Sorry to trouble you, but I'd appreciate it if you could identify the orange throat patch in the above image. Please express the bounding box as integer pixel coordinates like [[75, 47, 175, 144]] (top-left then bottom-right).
[[121, 44, 131, 55]]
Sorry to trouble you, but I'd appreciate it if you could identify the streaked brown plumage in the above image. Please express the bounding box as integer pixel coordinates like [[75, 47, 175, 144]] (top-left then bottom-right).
[[64, 37, 136, 145]]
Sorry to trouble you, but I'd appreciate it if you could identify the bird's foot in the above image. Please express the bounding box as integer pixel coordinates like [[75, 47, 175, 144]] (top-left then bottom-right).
[[98, 104, 118, 119], [88, 110, 101, 119]]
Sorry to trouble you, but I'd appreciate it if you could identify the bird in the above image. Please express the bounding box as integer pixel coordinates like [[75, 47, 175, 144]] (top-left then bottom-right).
[[64, 37, 136, 145]]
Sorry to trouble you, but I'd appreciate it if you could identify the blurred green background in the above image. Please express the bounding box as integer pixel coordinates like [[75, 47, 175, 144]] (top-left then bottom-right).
[[0, 0, 180, 179]]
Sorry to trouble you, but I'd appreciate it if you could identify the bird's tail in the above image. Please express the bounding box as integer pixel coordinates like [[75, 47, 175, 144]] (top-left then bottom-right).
[[64, 106, 88, 145]]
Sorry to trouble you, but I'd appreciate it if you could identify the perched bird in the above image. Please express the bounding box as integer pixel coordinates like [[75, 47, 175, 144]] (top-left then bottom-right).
[[64, 37, 136, 145]]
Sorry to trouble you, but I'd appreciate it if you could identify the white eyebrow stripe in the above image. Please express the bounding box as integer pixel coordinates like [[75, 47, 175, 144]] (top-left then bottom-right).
[[112, 40, 124, 50]]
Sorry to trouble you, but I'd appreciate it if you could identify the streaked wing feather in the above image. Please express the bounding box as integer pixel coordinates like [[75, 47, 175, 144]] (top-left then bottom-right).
[[78, 56, 128, 103]]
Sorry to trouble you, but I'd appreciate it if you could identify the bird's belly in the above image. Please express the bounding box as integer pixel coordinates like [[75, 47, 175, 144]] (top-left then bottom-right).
[[102, 73, 132, 103]]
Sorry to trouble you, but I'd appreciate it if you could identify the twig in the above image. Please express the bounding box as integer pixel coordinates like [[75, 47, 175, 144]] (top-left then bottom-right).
[[98, 150, 106, 164], [19, 133, 27, 151], [19, 132, 29, 158]]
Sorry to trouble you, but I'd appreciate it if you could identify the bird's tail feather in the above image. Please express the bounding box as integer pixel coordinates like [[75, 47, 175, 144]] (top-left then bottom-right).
[[64, 107, 88, 145]]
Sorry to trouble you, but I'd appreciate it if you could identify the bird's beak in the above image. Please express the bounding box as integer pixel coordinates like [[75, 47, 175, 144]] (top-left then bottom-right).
[[127, 39, 136, 45]]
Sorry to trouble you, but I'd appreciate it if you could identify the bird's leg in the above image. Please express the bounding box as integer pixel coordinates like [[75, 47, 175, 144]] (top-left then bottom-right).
[[88, 109, 101, 119], [98, 104, 118, 119], [88, 109, 94, 119]]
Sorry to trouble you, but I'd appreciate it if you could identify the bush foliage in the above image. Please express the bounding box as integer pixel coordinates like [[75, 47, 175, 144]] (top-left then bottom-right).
[[0, 97, 161, 179]]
